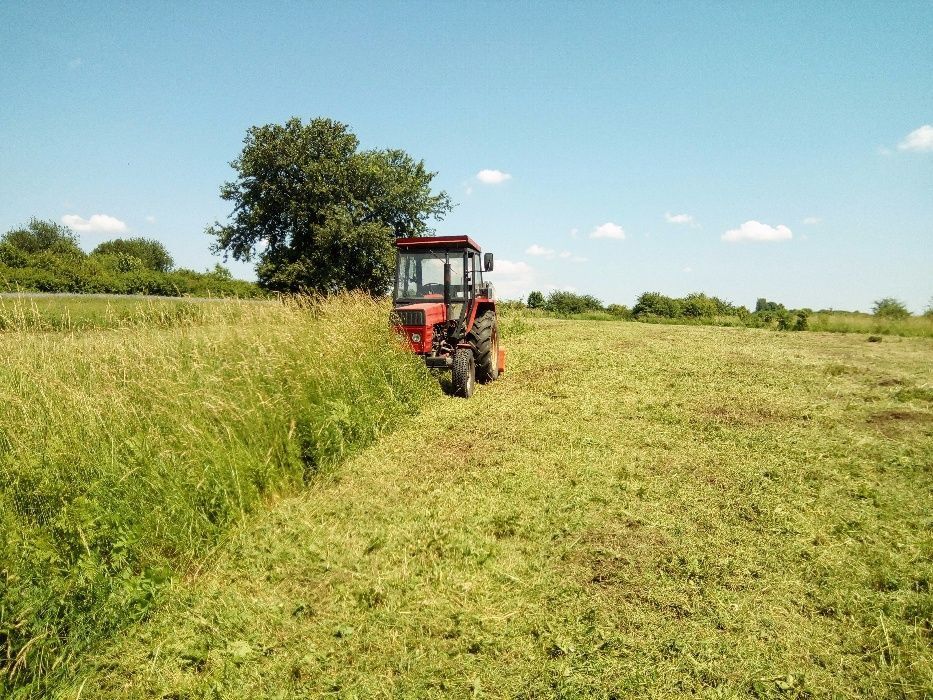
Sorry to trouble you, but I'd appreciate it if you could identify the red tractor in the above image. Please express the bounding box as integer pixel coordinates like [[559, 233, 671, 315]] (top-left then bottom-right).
[[392, 235, 505, 398]]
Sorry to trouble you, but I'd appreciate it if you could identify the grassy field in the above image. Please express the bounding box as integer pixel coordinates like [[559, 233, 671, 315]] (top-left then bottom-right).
[[48, 313, 933, 698], [0, 295, 434, 696]]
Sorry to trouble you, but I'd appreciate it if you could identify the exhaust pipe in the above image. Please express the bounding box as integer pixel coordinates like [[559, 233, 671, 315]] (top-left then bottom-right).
[[443, 262, 452, 320]]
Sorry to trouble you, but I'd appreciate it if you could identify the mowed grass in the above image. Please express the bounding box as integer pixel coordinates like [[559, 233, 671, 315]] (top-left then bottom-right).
[[0, 295, 434, 696], [65, 316, 932, 698]]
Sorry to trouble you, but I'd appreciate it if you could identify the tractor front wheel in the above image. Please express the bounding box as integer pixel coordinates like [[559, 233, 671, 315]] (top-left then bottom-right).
[[452, 348, 475, 398]]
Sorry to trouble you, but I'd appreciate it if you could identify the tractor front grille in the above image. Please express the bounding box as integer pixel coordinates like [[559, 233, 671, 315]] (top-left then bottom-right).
[[394, 309, 425, 326]]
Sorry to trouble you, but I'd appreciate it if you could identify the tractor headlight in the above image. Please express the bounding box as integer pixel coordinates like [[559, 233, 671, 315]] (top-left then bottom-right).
[[411, 333, 422, 343]]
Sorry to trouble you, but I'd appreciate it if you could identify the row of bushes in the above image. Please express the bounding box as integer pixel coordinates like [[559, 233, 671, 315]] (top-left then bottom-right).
[[0, 219, 263, 297], [518, 290, 933, 333], [0, 261, 261, 297]]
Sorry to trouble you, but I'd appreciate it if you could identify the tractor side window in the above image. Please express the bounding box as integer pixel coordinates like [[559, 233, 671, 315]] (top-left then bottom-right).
[[397, 255, 422, 299], [447, 255, 465, 300]]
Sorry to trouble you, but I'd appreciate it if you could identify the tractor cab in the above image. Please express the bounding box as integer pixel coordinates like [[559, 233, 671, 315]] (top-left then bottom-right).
[[392, 235, 505, 397]]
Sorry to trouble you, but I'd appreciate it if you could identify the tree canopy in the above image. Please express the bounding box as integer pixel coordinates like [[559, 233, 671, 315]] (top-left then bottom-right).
[[208, 117, 453, 294], [872, 297, 910, 319], [92, 238, 174, 272], [1, 218, 83, 257]]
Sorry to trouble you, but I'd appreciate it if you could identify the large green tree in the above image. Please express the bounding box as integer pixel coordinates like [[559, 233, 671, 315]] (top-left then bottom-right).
[[208, 117, 453, 294]]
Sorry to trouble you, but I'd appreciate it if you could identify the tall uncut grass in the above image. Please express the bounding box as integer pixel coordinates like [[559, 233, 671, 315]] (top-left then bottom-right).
[[0, 294, 250, 333], [808, 311, 933, 337], [0, 294, 434, 695]]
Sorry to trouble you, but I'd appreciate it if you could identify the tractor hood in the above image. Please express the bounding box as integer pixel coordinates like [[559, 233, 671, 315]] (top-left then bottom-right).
[[393, 301, 448, 326]]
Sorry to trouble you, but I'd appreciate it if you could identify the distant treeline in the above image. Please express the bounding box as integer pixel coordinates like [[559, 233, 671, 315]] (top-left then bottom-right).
[[0, 219, 263, 297], [516, 289, 933, 336]]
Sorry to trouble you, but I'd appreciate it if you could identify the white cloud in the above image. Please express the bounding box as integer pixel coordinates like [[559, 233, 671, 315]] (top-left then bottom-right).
[[683, 266, 692, 273], [558, 251, 572, 258], [569, 228, 579, 239], [465, 186, 473, 196], [572, 256, 588, 263], [486, 259, 535, 299], [803, 216, 821, 225], [68, 58, 83, 70], [526, 244, 555, 257], [476, 169, 512, 184], [722, 220, 792, 243], [664, 212, 695, 225], [146, 215, 157, 224], [590, 222, 625, 239], [898, 125, 933, 152], [877, 145, 893, 156], [61, 213, 127, 233]]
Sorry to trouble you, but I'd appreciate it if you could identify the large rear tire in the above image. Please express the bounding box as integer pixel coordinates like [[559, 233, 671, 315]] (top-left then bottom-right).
[[452, 348, 475, 398], [468, 310, 499, 383]]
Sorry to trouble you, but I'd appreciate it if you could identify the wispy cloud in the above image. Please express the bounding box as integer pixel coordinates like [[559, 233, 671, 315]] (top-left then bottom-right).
[[526, 244, 555, 257], [569, 228, 579, 239], [898, 125, 933, 153], [722, 220, 792, 243], [476, 169, 512, 184], [68, 57, 83, 70], [145, 215, 157, 224], [61, 213, 127, 233], [590, 222, 625, 239], [802, 216, 821, 225], [664, 212, 695, 226]]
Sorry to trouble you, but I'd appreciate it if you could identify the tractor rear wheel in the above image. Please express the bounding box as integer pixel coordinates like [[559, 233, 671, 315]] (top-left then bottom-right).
[[468, 310, 499, 383], [452, 348, 475, 398]]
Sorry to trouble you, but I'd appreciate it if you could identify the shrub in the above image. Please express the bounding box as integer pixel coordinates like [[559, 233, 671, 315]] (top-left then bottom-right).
[[527, 291, 545, 309], [544, 290, 603, 315], [872, 297, 910, 319], [682, 292, 718, 318], [92, 238, 174, 272], [633, 292, 682, 319], [606, 304, 631, 319]]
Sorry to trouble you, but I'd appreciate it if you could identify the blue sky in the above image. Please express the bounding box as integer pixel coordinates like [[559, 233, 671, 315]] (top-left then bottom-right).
[[1, 1, 930, 311]]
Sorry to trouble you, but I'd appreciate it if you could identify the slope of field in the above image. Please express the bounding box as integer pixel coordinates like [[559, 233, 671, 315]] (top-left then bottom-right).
[[67, 318, 933, 698], [0, 296, 434, 696]]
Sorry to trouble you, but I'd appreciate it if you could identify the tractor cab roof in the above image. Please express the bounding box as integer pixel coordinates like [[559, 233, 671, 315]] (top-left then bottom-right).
[[396, 235, 482, 253]]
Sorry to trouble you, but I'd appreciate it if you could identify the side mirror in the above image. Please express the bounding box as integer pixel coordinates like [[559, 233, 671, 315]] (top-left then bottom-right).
[[483, 253, 494, 272]]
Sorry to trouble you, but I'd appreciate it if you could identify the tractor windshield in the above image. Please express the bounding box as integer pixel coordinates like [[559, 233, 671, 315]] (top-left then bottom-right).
[[394, 250, 467, 302]]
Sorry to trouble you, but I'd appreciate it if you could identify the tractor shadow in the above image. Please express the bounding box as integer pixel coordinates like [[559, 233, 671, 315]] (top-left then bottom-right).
[[433, 370, 456, 396]]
